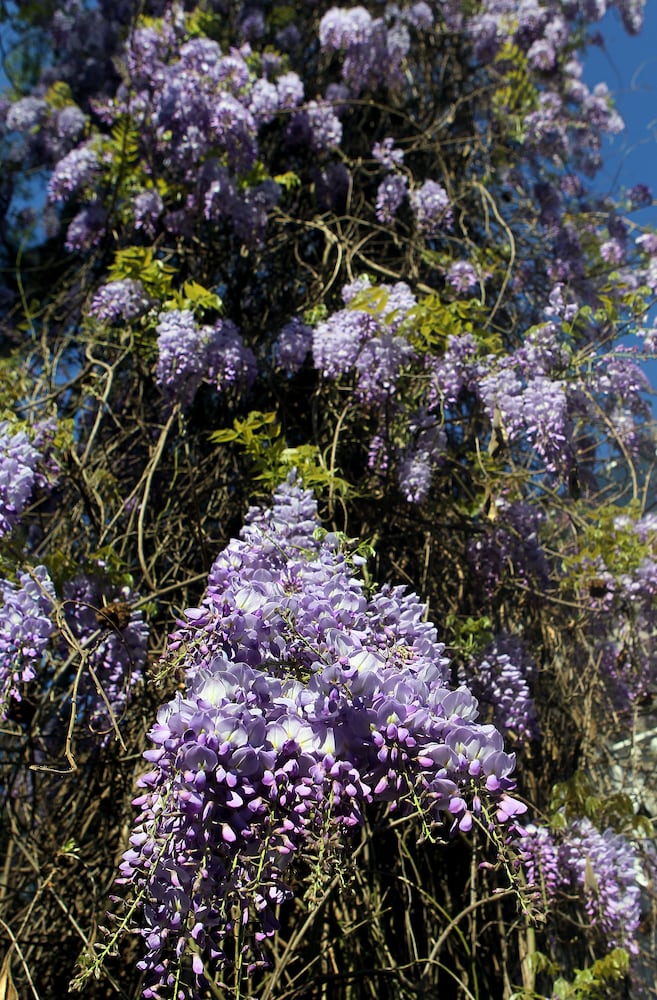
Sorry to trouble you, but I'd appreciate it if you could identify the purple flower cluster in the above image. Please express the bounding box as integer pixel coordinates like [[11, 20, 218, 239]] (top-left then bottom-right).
[[372, 137, 404, 170], [65, 201, 107, 252], [155, 310, 256, 408], [430, 333, 484, 405], [274, 318, 313, 374], [88, 279, 152, 323], [120, 477, 525, 997], [5, 97, 47, 133], [459, 635, 538, 745], [291, 100, 343, 152], [446, 261, 479, 295], [410, 180, 453, 236], [41, 27, 310, 252], [518, 823, 560, 905], [0, 420, 57, 538], [62, 574, 148, 739], [47, 142, 101, 202], [318, 5, 417, 94], [133, 189, 164, 235], [465, 1, 637, 187], [311, 262, 653, 505], [479, 362, 570, 474], [376, 173, 408, 224], [0, 566, 55, 719], [398, 414, 446, 503], [313, 281, 417, 403], [519, 819, 642, 952]]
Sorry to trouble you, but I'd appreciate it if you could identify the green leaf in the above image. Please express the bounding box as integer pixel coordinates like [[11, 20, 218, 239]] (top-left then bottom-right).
[[274, 171, 302, 191]]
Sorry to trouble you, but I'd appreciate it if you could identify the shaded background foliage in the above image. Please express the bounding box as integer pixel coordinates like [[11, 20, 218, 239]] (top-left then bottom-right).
[[0, 0, 656, 997]]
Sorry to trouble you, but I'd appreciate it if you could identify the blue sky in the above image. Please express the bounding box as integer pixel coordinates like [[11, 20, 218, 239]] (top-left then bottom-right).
[[582, 3, 657, 404], [583, 3, 657, 211]]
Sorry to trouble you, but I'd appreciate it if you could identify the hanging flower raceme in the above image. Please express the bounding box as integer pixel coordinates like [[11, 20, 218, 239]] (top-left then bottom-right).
[[119, 475, 525, 998], [518, 818, 642, 954], [0, 419, 58, 539], [0, 566, 55, 719], [155, 309, 256, 408]]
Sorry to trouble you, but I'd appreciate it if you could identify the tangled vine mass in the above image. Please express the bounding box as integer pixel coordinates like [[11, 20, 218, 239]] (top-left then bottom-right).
[[0, 1, 656, 997]]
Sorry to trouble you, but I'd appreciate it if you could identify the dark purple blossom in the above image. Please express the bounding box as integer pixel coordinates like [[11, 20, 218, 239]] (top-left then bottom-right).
[[627, 183, 652, 207], [467, 499, 549, 590], [517, 824, 560, 907], [65, 201, 107, 251], [460, 635, 538, 745]]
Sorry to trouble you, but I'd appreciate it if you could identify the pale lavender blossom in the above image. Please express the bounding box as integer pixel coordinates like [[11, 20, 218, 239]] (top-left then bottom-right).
[[376, 174, 408, 223], [398, 417, 446, 502], [52, 104, 87, 147], [156, 310, 205, 407], [313, 308, 378, 377], [0, 567, 55, 718], [403, 3, 433, 30], [411, 180, 453, 235], [276, 72, 304, 109], [319, 7, 373, 50], [600, 238, 625, 264], [430, 333, 483, 406], [558, 819, 641, 952], [210, 95, 258, 173], [372, 137, 404, 169], [48, 142, 100, 201], [0, 421, 57, 538], [302, 100, 343, 151], [88, 279, 151, 323], [274, 319, 313, 373], [249, 78, 280, 124], [5, 97, 47, 132], [447, 261, 478, 294], [156, 310, 256, 408], [133, 189, 164, 234], [527, 39, 556, 71]]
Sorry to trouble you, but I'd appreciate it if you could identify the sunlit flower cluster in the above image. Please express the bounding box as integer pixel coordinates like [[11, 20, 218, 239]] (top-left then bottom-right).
[[120, 477, 525, 997]]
